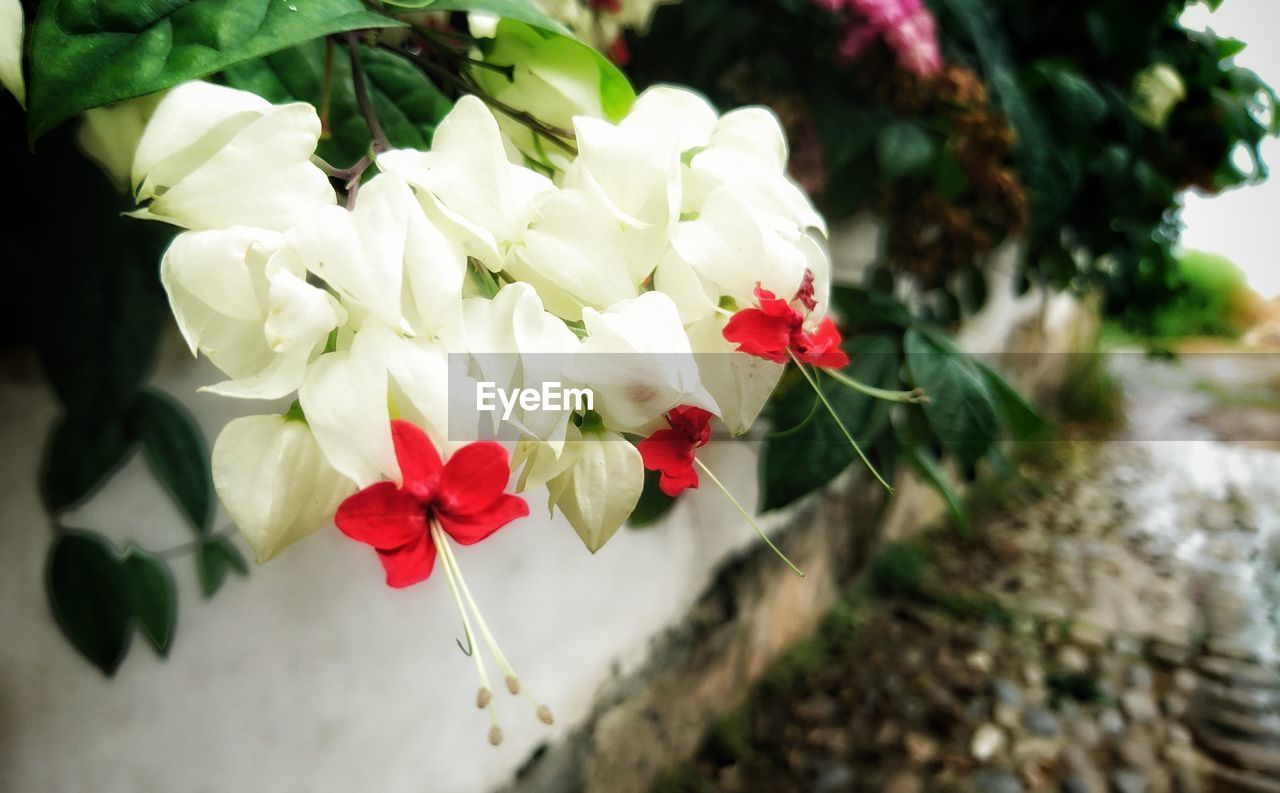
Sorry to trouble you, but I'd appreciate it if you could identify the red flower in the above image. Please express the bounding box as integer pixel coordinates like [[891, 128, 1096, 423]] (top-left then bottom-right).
[[722, 283, 851, 369], [637, 406, 714, 497], [335, 421, 529, 588]]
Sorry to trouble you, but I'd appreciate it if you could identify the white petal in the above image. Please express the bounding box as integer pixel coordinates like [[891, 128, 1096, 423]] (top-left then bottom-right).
[[298, 328, 398, 487], [201, 347, 313, 401], [0, 0, 22, 106], [263, 267, 343, 354], [549, 429, 643, 553], [686, 314, 784, 435], [139, 99, 335, 231], [132, 82, 270, 194], [78, 94, 164, 190], [507, 189, 637, 320], [624, 85, 718, 153], [212, 414, 356, 563], [710, 106, 788, 172]]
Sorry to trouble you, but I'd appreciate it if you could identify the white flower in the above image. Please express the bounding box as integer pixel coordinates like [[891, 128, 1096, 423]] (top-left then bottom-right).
[[505, 188, 638, 321], [77, 94, 163, 192], [1133, 62, 1186, 129], [569, 291, 716, 435], [212, 413, 356, 563], [299, 322, 451, 489], [377, 96, 554, 271], [288, 172, 466, 341], [0, 0, 23, 107], [545, 426, 643, 553], [685, 313, 784, 436], [460, 281, 581, 445], [160, 227, 346, 400], [131, 81, 335, 231]]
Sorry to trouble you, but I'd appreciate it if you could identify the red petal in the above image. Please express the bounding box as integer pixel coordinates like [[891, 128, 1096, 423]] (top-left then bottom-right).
[[638, 429, 696, 475], [335, 482, 427, 550], [439, 494, 530, 545], [659, 465, 700, 497], [376, 531, 438, 588], [391, 420, 443, 501], [753, 283, 797, 319], [723, 309, 792, 363], [439, 441, 512, 517], [667, 405, 714, 447], [795, 318, 851, 369]]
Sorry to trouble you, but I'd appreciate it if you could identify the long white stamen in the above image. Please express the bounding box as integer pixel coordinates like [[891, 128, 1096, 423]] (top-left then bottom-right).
[[436, 531, 554, 723], [693, 457, 805, 578], [431, 522, 501, 739]]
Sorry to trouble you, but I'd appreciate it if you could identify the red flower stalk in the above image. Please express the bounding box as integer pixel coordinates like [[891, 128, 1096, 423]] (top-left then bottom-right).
[[335, 420, 529, 588], [637, 405, 714, 497], [722, 281, 850, 370]]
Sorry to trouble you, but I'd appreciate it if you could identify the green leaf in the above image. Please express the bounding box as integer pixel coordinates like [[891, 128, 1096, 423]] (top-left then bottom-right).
[[628, 469, 678, 528], [47, 531, 132, 675], [904, 328, 998, 467], [973, 362, 1054, 441], [41, 412, 137, 512], [761, 334, 899, 511], [27, 130, 170, 419], [875, 120, 936, 180], [198, 536, 249, 598], [383, 0, 571, 35], [122, 547, 178, 655], [223, 41, 452, 168], [131, 390, 213, 532], [904, 445, 969, 532], [27, 0, 401, 139]]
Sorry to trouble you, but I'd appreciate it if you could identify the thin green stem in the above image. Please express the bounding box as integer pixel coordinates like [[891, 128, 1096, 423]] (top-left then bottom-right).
[[789, 352, 893, 492], [824, 368, 929, 404], [346, 32, 392, 154], [693, 458, 805, 578]]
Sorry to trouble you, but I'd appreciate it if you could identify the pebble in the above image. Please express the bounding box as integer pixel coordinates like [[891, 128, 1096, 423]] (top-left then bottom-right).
[[812, 760, 854, 793], [1099, 709, 1126, 737], [1058, 646, 1091, 673], [994, 702, 1022, 729], [880, 771, 921, 793], [1120, 690, 1160, 723], [970, 723, 1006, 762], [967, 650, 994, 674], [972, 769, 1024, 793], [903, 731, 938, 765], [1172, 669, 1198, 694], [1161, 693, 1186, 718], [1110, 768, 1150, 793], [992, 677, 1023, 705], [1125, 665, 1153, 690], [1024, 707, 1061, 737], [1067, 715, 1101, 747], [1069, 622, 1108, 649]]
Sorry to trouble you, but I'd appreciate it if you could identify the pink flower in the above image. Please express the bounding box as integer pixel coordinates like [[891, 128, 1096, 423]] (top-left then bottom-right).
[[816, 0, 943, 77]]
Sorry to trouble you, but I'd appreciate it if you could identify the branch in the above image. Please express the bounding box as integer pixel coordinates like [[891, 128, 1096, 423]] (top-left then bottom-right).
[[346, 32, 392, 154]]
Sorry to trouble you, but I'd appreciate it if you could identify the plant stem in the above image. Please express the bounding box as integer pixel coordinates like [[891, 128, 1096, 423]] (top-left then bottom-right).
[[789, 352, 893, 492], [824, 368, 930, 404], [346, 32, 392, 154], [693, 458, 805, 578]]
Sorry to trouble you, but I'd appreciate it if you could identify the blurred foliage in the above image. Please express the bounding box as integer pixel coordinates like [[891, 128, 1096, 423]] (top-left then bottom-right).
[[630, 0, 1277, 332]]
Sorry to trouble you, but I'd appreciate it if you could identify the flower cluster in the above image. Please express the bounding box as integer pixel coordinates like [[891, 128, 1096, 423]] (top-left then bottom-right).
[[814, 0, 943, 77], [136, 78, 833, 567]]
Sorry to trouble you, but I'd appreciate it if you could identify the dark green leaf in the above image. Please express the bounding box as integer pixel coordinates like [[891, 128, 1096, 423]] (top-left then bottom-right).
[[223, 41, 452, 168], [904, 445, 968, 532], [761, 334, 899, 511], [974, 362, 1054, 441], [904, 328, 998, 467], [875, 120, 936, 180], [28, 0, 401, 139], [47, 531, 132, 675], [197, 537, 249, 598], [629, 469, 678, 528], [41, 412, 136, 512], [27, 131, 170, 419], [122, 547, 177, 655], [130, 390, 212, 532]]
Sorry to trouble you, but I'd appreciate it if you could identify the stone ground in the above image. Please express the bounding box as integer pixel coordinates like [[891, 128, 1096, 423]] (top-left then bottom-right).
[[650, 349, 1280, 793]]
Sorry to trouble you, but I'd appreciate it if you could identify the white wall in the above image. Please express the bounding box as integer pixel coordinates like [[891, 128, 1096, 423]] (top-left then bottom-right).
[[0, 337, 776, 793]]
